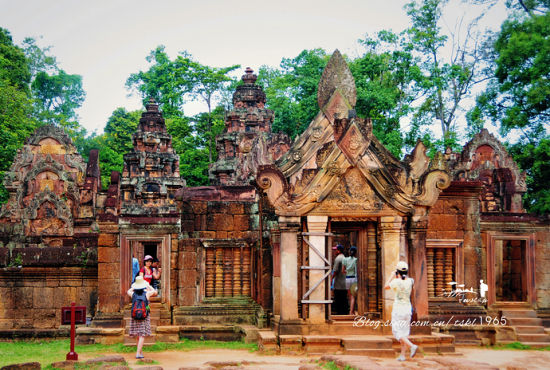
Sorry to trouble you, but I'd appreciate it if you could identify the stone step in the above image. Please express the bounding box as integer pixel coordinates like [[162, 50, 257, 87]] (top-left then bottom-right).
[[501, 310, 537, 318], [507, 317, 542, 326], [343, 348, 396, 357], [517, 333, 550, 343], [328, 321, 392, 335], [341, 336, 393, 350], [515, 325, 546, 334]]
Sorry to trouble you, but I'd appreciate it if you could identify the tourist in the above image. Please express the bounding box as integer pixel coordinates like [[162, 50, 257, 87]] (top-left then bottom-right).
[[127, 275, 157, 359], [344, 246, 358, 315], [332, 244, 348, 315], [384, 261, 418, 361], [139, 255, 160, 286], [132, 253, 140, 283], [151, 257, 162, 296]]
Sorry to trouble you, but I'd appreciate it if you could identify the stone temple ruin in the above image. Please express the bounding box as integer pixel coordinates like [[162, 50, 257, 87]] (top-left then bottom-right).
[[0, 51, 548, 353]]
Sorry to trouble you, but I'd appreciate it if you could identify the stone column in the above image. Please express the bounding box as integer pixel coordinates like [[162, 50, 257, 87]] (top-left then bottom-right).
[[409, 209, 429, 320], [380, 216, 402, 321], [271, 227, 281, 316], [279, 216, 301, 321], [306, 216, 328, 324]]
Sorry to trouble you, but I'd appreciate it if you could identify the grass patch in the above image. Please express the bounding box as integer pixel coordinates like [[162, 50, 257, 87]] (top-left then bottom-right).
[[492, 341, 550, 350], [0, 338, 257, 367], [319, 360, 356, 370]]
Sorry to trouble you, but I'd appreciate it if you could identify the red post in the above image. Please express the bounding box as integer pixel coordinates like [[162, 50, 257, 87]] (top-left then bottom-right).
[[66, 302, 78, 361]]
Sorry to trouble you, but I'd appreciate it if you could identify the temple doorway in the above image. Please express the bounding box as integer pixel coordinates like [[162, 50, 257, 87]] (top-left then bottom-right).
[[495, 239, 527, 302], [329, 221, 382, 318], [120, 234, 171, 305]]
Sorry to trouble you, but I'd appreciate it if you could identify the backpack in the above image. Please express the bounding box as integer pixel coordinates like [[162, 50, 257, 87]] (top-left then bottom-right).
[[131, 290, 149, 320]]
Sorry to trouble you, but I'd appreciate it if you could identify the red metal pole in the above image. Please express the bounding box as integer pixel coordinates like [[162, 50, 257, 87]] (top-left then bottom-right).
[[66, 302, 78, 360]]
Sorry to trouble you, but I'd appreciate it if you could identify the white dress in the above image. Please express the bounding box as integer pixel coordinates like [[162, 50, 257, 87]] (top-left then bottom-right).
[[390, 277, 414, 340]]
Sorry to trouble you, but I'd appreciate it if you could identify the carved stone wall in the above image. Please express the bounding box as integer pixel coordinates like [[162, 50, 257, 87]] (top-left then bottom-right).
[[209, 68, 290, 186], [0, 125, 100, 334], [120, 99, 185, 216]]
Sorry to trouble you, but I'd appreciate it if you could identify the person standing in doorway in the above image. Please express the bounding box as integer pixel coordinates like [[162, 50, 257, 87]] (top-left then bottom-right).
[[332, 244, 348, 315], [127, 275, 157, 359], [140, 255, 160, 286], [385, 261, 418, 361], [345, 246, 358, 315], [151, 257, 162, 297]]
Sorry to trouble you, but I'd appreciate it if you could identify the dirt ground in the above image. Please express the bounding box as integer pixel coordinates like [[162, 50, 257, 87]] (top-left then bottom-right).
[[78, 347, 550, 370]]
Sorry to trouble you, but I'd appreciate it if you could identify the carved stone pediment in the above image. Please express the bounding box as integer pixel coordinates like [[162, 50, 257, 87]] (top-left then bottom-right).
[[447, 129, 527, 213], [257, 50, 450, 217], [0, 125, 98, 238]]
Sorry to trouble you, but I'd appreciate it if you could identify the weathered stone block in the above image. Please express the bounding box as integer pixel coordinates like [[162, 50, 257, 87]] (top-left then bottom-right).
[[97, 246, 119, 263], [190, 201, 207, 214], [15, 287, 33, 308], [216, 231, 227, 238], [207, 202, 228, 214], [33, 287, 55, 309], [227, 202, 245, 215], [233, 215, 250, 231], [207, 213, 234, 231], [182, 252, 197, 269], [198, 231, 216, 239], [98, 233, 118, 247]]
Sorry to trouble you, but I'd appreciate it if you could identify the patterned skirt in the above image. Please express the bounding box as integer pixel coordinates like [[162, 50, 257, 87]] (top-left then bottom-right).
[[129, 315, 151, 337]]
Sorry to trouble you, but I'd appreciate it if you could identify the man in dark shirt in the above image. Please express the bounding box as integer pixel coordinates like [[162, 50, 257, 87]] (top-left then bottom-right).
[[332, 244, 349, 315]]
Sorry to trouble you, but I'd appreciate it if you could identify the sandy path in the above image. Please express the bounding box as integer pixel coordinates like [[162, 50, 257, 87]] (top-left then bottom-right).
[[79, 347, 550, 370]]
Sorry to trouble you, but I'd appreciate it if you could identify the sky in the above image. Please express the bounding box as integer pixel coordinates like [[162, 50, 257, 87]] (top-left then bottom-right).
[[1, 0, 508, 135]]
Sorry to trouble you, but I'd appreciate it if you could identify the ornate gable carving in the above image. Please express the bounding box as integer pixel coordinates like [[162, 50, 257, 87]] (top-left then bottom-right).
[[0, 124, 98, 239], [257, 50, 450, 217], [448, 129, 526, 213]]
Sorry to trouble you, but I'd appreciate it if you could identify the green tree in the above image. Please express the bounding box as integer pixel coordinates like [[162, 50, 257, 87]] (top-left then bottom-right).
[[126, 47, 239, 184], [0, 28, 37, 202], [258, 49, 329, 139], [508, 138, 550, 214], [126, 46, 194, 118], [0, 28, 31, 94], [470, 11, 549, 141], [351, 31, 422, 156], [469, 1, 549, 213], [402, 0, 488, 151], [188, 63, 239, 163]]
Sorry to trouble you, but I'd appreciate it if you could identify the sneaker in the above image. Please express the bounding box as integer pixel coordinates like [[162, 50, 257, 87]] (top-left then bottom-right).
[[410, 344, 418, 358], [136, 354, 144, 359], [397, 355, 406, 361]]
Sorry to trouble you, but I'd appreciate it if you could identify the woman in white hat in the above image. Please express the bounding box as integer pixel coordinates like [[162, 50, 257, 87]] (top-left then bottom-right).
[[384, 261, 418, 361], [127, 275, 157, 359]]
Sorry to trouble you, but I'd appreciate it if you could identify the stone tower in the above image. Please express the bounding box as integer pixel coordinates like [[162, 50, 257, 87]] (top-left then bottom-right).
[[120, 99, 185, 216], [209, 67, 290, 186]]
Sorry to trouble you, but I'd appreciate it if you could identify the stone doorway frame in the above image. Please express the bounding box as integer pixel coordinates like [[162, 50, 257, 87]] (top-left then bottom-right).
[[120, 234, 171, 305], [485, 232, 536, 307], [328, 220, 382, 318]]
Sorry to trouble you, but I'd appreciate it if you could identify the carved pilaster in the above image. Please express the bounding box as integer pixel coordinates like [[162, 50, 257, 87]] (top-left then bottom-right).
[[279, 216, 301, 321], [380, 216, 402, 321], [408, 208, 429, 320]]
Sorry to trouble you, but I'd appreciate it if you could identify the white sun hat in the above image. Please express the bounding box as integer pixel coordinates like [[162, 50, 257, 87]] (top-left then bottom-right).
[[396, 261, 409, 272], [131, 275, 149, 290]]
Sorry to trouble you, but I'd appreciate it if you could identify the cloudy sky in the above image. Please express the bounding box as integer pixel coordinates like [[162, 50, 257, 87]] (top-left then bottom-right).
[[2, 0, 507, 135]]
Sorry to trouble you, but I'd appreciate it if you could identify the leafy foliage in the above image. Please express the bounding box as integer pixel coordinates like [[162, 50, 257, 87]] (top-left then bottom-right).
[[126, 47, 238, 184], [508, 138, 550, 214]]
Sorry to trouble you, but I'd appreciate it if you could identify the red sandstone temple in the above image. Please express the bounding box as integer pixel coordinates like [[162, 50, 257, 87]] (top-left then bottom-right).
[[0, 51, 548, 352]]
